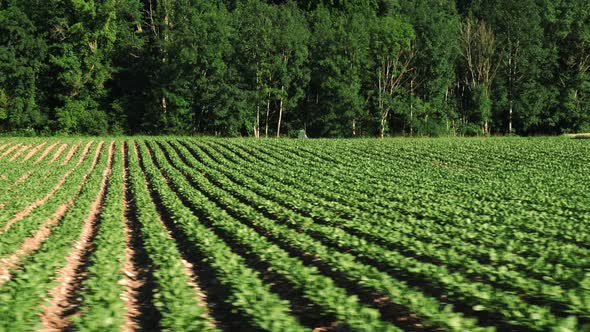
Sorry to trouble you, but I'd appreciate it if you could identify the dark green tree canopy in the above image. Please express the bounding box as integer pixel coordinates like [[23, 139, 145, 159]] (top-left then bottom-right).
[[0, 0, 587, 136]]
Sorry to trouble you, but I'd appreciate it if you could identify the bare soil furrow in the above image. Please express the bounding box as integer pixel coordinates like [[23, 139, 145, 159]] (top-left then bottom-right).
[[77, 141, 94, 166], [0, 144, 22, 159], [61, 143, 81, 166], [9, 145, 31, 161], [136, 142, 266, 331], [21, 142, 47, 162], [121, 142, 162, 331], [6, 170, 33, 190], [38, 141, 114, 331], [145, 185, 213, 321], [35, 143, 59, 164], [0, 142, 105, 285], [120, 143, 141, 332], [180, 258, 212, 320], [49, 144, 69, 164], [134, 142, 216, 326], [0, 170, 73, 234], [0, 203, 71, 286], [1, 142, 104, 235]]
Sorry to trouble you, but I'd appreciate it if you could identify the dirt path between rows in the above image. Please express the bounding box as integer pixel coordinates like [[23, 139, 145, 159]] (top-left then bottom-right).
[[0, 143, 11, 152], [0, 144, 22, 159], [0, 142, 100, 235], [121, 143, 141, 332], [6, 171, 33, 191], [0, 203, 71, 285], [61, 143, 81, 166], [9, 145, 31, 161], [0, 142, 105, 286], [22, 142, 48, 163], [38, 141, 114, 331], [77, 142, 94, 166], [133, 143, 213, 323], [49, 144, 69, 164], [0, 170, 74, 235], [35, 143, 59, 164]]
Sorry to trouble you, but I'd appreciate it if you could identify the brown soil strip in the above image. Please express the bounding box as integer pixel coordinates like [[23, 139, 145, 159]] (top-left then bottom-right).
[[38, 141, 114, 331], [0, 142, 11, 152], [122, 142, 162, 331], [6, 171, 33, 191], [120, 143, 141, 332], [0, 170, 73, 235], [49, 144, 69, 164], [143, 185, 212, 319], [0, 144, 22, 159], [312, 323, 348, 332], [134, 143, 215, 325], [22, 142, 48, 163], [35, 143, 59, 164], [77, 141, 94, 166], [0, 203, 71, 286], [179, 258, 213, 323], [1, 142, 104, 235], [9, 145, 31, 161], [0, 142, 105, 286], [61, 143, 81, 166], [566, 133, 590, 139]]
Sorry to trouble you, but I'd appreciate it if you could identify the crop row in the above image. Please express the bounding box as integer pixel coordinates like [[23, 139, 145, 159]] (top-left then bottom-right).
[[162, 139, 583, 330], [0, 137, 587, 331]]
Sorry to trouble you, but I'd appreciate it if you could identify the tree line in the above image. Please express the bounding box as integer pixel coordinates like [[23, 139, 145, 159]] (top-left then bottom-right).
[[0, 0, 589, 137]]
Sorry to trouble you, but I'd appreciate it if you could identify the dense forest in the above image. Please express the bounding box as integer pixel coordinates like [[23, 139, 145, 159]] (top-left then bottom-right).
[[0, 0, 589, 137]]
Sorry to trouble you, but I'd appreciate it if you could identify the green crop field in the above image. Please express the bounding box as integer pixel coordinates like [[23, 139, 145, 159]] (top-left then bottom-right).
[[0, 137, 588, 332]]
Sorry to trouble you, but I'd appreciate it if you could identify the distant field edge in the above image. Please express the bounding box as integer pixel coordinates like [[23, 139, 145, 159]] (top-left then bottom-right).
[[564, 133, 590, 139]]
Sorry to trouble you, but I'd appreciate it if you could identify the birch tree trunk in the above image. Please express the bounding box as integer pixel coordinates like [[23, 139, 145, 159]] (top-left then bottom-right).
[[255, 104, 260, 138], [161, 96, 167, 114], [509, 101, 513, 133], [265, 92, 270, 137], [380, 115, 387, 139], [508, 53, 512, 133], [161, 4, 169, 115], [276, 85, 284, 138], [410, 78, 414, 135], [254, 63, 260, 138]]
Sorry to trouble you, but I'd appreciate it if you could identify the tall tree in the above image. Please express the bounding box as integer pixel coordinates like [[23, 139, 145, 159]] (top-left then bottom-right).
[[187, 2, 233, 135], [232, 0, 309, 137], [48, 0, 120, 134], [473, 0, 548, 134], [400, 0, 460, 135], [543, 0, 590, 133], [104, 0, 146, 134], [304, 4, 372, 137], [271, 2, 310, 137], [233, 0, 278, 137], [459, 16, 500, 134], [368, 15, 414, 138], [0, 1, 46, 131]]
